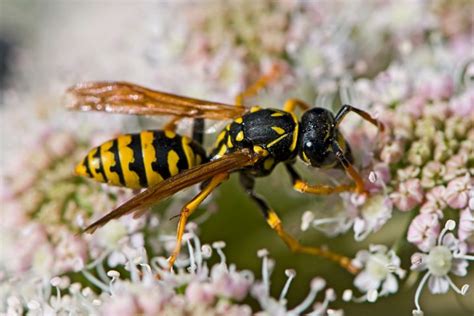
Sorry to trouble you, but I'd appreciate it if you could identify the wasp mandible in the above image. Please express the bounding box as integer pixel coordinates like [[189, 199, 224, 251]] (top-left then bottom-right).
[[67, 67, 384, 274]]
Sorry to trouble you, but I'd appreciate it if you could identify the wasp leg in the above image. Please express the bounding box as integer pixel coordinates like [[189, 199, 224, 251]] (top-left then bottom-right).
[[285, 163, 354, 194], [168, 172, 229, 269], [331, 142, 367, 195], [283, 99, 310, 113], [192, 118, 205, 145], [235, 64, 282, 106], [163, 117, 204, 145], [239, 173, 359, 274], [164, 116, 182, 132], [334, 104, 385, 132]]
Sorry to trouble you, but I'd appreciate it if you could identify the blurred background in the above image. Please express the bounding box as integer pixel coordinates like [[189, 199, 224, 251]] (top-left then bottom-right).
[[1, 1, 473, 315]]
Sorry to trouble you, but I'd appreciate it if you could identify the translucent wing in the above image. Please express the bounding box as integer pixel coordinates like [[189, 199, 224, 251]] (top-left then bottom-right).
[[83, 149, 259, 233], [65, 81, 248, 120]]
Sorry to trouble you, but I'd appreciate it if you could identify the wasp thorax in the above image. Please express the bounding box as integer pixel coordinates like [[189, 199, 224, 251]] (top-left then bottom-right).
[[298, 108, 341, 168]]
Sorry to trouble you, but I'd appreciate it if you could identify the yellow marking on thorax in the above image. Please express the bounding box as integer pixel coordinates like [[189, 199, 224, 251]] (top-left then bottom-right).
[[289, 112, 299, 152], [250, 106, 261, 113], [267, 134, 288, 148], [140, 131, 163, 186], [216, 144, 228, 157], [181, 136, 196, 168], [264, 157, 275, 170], [87, 147, 105, 183], [234, 117, 243, 124], [253, 145, 269, 157], [271, 112, 285, 117], [236, 131, 244, 142], [167, 150, 180, 176], [214, 130, 227, 147], [227, 137, 234, 148], [117, 135, 140, 188], [164, 130, 176, 139], [100, 140, 120, 185], [271, 126, 286, 135]]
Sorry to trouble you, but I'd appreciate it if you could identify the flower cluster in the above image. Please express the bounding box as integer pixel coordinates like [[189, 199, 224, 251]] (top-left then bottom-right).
[[345, 245, 406, 303], [161, 0, 473, 104], [1, 1, 473, 315], [293, 2, 473, 313], [0, 225, 338, 315], [410, 220, 472, 315], [0, 129, 140, 279]]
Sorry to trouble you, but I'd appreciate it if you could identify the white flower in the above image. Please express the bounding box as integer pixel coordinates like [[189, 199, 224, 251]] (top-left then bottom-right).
[[251, 249, 340, 316], [301, 196, 357, 238], [348, 244, 405, 303], [353, 195, 393, 241], [410, 220, 473, 315], [301, 194, 393, 241], [5, 224, 341, 316]]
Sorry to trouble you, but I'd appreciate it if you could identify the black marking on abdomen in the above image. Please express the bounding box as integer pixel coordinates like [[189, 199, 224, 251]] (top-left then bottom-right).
[[109, 139, 125, 186], [93, 146, 108, 183], [128, 134, 148, 187], [151, 131, 189, 180], [83, 155, 94, 178]]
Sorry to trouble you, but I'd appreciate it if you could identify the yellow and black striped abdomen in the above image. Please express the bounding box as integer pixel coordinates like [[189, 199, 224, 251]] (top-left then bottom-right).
[[75, 130, 207, 189]]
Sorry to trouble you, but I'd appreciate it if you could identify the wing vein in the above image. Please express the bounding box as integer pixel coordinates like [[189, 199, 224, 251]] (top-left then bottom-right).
[[66, 81, 248, 120]]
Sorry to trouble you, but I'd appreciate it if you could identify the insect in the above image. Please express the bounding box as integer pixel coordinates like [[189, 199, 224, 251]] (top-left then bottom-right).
[[67, 68, 384, 274]]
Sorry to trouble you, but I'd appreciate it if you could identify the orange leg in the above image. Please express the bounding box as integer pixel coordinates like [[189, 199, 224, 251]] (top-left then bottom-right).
[[164, 116, 182, 132], [239, 173, 359, 274], [285, 163, 355, 195], [268, 210, 359, 274], [283, 98, 310, 114], [168, 173, 229, 269], [294, 181, 355, 194], [235, 64, 283, 106], [329, 142, 368, 195]]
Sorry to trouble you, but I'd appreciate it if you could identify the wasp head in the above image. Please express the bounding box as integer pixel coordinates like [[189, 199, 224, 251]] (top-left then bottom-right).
[[298, 108, 353, 168]]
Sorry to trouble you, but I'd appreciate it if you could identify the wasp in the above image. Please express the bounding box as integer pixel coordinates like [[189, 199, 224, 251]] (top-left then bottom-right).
[[67, 68, 384, 274]]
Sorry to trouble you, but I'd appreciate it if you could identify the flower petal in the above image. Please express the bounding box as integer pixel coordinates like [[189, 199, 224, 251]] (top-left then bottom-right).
[[354, 271, 381, 292], [428, 276, 449, 294], [381, 273, 398, 294], [450, 259, 468, 277]]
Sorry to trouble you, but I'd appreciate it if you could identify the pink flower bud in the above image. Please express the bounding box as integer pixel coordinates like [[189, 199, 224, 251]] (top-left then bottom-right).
[[101, 294, 138, 316], [444, 175, 470, 209], [380, 141, 404, 164], [458, 208, 474, 244], [407, 214, 440, 252], [390, 179, 424, 212], [185, 281, 216, 305]]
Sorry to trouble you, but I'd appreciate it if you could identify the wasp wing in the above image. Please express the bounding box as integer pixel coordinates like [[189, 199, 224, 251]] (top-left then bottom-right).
[[83, 149, 259, 233], [66, 81, 248, 120]]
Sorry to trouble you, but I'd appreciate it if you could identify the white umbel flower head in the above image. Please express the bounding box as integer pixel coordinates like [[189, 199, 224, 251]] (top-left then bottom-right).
[[410, 220, 473, 315], [348, 244, 405, 303]]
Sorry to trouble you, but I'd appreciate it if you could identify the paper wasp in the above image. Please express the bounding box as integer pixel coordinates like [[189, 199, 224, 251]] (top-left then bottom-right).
[[67, 68, 384, 274]]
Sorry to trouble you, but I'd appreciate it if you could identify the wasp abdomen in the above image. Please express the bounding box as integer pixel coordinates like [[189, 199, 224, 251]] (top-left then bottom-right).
[[75, 130, 207, 189]]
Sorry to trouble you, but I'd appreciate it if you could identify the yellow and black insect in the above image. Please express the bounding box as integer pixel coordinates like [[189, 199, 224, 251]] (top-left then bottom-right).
[[67, 69, 384, 274]]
